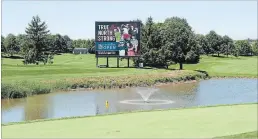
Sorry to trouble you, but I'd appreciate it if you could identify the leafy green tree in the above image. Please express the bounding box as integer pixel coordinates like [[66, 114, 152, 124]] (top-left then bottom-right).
[[1, 35, 6, 53], [196, 34, 210, 55], [63, 35, 73, 53], [24, 15, 50, 64], [251, 40, 258, 56], [161, 17, 199, 69], [206, 30, 223, 56], [221, 35, 235, 57], [16, 34, 28, 55], [45, 34, 56, 53], [53, 34, 66, 53], [235, 40, 252, 56], [4, 34, 19, 56], [137, 17, 170, 67]]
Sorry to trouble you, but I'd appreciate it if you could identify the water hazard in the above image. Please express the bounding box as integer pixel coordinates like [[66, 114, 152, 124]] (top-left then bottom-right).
[[2, 78, 257, 124]]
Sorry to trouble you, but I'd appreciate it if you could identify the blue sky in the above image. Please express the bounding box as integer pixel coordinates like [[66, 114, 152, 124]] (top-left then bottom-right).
[[2, 1, 257, 40]]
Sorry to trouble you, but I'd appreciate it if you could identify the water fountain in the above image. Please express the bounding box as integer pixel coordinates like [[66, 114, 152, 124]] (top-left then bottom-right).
[[119, 87, 174, 105], [136, 87, 159, 103]]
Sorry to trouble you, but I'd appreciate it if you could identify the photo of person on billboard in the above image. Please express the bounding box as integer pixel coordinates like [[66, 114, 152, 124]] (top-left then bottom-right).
[[130, 35, 138, 55]]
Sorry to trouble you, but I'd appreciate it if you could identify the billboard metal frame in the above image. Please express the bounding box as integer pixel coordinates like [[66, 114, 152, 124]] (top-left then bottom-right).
[[95, 21, 141, 68]]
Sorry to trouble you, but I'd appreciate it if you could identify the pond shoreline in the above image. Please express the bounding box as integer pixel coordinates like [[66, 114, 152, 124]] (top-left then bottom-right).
[[50, 75, 257, 93], [2, 70, 208, 99], [2, 103, 257, 126], [211, 76, 257, 79]]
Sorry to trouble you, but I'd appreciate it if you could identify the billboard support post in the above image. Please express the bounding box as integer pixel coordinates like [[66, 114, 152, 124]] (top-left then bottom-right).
[[96, 57, 99, 68], [106, 57, 109, 67], [117, 57, 119, 68], [127, 58, 130, 68]]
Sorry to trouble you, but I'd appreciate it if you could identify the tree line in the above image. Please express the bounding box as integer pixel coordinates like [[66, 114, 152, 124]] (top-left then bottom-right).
[[2, 34, 95, 55], [1, 16, 95, 64], [133, 17, 257, 69], [1, 15, 257, 68]]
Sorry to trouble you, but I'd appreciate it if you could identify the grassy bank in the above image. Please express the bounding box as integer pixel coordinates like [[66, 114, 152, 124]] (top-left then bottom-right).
[[1, 69, 207, 99], [2, 54, 256, 98], [2, 103, 257, 138]]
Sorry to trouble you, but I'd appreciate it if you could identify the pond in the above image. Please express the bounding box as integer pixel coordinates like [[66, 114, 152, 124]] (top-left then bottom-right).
[[2, 78, 257, 124]]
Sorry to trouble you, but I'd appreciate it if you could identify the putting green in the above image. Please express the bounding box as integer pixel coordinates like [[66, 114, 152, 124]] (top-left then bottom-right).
[[2, 104, 257, 138]]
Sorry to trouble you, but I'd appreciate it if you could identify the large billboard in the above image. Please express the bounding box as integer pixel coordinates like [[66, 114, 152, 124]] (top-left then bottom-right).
[[95, 21, 141, 57]]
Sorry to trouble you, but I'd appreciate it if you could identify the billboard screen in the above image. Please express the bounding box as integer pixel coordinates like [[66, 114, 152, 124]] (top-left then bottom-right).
[[95, 21, 141, 57]]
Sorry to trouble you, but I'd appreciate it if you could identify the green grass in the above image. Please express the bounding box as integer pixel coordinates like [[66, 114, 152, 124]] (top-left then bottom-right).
[[214, 131, 258, 139], [2, 103, 257, 138], [173, 55, 257, 78], [2, 54, 169, 83], [2, 54, 256, 83], [1, 54, 208, 99], [1, 54, 257, 98]]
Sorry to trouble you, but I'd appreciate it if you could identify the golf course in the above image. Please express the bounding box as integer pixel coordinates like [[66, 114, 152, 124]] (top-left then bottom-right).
[[2, 1, 257, 138], [1, 54, 258, 138], [2, 104, 257, 138]]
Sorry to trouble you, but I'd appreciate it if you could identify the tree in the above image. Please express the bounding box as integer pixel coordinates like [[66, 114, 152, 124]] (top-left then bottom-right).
[[196, 34, 210, 55], [137, 17, 169, 67], [24, 15, 50, 64], [235, 40, 252, 56], [45, 34, 56, 53], [161, 17, 199, 69], [53, 34, 66, 53], [63, 35, 73, 53], [16, 34, 27, 55], [251, 40, 258, 56], [221, 35, 235, 57], [1, 35, 6, 53], [206, 31, 223, 56], [4, 34, 19, 56]]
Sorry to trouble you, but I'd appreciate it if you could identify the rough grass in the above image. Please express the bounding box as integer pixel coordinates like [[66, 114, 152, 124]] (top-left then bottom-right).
[[1, 69, 207, 99], [2, 103, 257, 138], [173, 55, 257, 78]]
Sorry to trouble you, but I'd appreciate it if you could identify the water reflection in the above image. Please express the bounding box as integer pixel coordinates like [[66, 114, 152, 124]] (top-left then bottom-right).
[[2, 78, 257, 124]]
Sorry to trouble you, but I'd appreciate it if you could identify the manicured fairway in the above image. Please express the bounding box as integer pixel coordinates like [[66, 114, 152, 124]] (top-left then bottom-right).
[[2, 54, 257, 84], [176, 55, 257, 77], [1, 54, 168, 83], [2, 104, 257, 138]]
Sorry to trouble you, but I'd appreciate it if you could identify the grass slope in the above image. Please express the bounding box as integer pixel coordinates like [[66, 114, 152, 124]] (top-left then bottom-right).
[[175, 55, 257, 77], [2, 104, 257, 138], [2, 55, 257, 83], [2, 54, 169, 83]]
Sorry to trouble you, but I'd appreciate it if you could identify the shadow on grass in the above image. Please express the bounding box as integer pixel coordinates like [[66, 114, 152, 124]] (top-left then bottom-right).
[[99, 66, 177, 70], [2, 55, 23, 59], [211, 55, 231, 58]]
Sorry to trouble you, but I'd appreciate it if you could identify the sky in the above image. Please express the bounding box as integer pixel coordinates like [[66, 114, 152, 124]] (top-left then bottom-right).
[[1, 1, 257, 40]]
